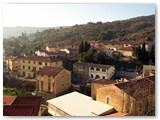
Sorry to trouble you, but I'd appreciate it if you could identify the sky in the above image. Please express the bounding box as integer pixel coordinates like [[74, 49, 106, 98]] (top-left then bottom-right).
[[3, 3, 155, 27]]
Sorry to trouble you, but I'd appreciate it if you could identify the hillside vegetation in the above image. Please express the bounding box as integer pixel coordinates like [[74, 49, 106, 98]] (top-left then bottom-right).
[[3, 15, 155, 56]]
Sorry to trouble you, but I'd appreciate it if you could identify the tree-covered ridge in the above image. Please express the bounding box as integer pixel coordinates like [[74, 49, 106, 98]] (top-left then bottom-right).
[[4, 15, 155, 56]]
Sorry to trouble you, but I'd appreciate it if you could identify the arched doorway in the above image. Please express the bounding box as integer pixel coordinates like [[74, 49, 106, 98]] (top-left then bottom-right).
[[95, 75, 100, 79]]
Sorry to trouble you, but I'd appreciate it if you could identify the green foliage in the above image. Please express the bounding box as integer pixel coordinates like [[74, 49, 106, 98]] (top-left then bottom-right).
[[4, 15, 155, 56], [3, 77, 36, 96], [3, 87, 31, 96], [80, 48, 108, 64], [79, 41, 84, 54], [84, 41, 91, 52], [150, 45, 155, 65], [135, 42, 154, 65], [79, 41, 91, 54]]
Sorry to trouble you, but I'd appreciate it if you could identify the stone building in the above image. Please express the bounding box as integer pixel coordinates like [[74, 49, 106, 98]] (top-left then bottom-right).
[[143, 65, 155, 77], [73, 62, 115, 83], [91, 79, 117, 100], [73, 62, 89, 84], [89, 63, 115, 80], [95, 76, 155, 116], [118, 46, 134, 57], [36, 66, 71, 98], [20, 56, 62, 79]]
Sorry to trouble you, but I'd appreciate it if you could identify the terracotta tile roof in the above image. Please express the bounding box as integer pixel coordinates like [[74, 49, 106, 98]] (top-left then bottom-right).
[[3, 105, 34, 116], [3, 96, 42, 116], [89, 63, 113, 70], [36, 66, 63, 77], [3, 96, 16, 105], [49, 51, 69, 55], [114, 77, 155, 98], [146, 76, 155, 83], [74, 62, 113, 69], [92, 79, 117, 84], [21, 56, 61, 62], [11, 56, 24, 61], [106, 40, 151, 45], [119, 46, 134, 51], [74, 62, 89, 66]]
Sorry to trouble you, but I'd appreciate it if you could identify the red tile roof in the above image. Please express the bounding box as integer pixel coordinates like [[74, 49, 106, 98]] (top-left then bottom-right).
[[3, 96, 41, 116], [36, 66, 63, 77], [106, 40, 151, 45], [21, 56, 61, 62], [74, 62, 113, 70], [11, 56, 24, 61], [4, 105, 34, 116], [3, 96, 16, 105], [89, 63, 113, 70], [92, 79, 117, 85], [119, 46, 134, 51], [114, 77, 155, 98]]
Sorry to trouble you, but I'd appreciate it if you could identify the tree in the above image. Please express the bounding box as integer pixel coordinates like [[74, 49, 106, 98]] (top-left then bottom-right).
[[136, 42, 150, 65], [150, 45, 155, 65], [79, 41, 84, 54], [81, 48, 97, 62], [84, 41, 91, 52], [93, 52, 107, 64], [141, 42, 150, 64]]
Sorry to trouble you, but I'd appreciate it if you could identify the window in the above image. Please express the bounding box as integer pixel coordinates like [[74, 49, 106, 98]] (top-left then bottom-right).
[[28, 61, 30, 64], [106, 96, 110, 104], [45, 62, 47, 65], [39, 62, 42, 65], [103, 76, 105, 79], [41, 81, 43, 91], [90, 67, 94, 70], [33, 67, 36, 71], [96, 68, 100, 71], [23, 60, 25, 63], [23, 65, 25, 69], [102, 69, 106, 72], [34, 61, 35, 64], [28, 66, 30, 70], [39, 67, 41, 70], [48, 79, 51, 91], [91, 74, 93, 78]]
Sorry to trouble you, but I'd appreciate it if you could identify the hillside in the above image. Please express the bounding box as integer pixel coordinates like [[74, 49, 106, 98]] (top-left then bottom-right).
[[3, 27, 54, 38], [3, 14, 155, 56]]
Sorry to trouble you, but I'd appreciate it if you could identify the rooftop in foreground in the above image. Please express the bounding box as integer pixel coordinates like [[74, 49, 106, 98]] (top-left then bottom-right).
[[3, 96, 42, 116], [47, 91, 114, 116]]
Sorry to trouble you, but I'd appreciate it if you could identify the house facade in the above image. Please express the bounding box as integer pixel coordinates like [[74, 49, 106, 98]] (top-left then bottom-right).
[[91, 79, 117, 100], [96, 77, 155, 116], [11, 57, 22, 76], [143, 65, 155, 77], [118, 46, 134, 57], [89, 64, 115, 80], [20, 56, 62, 79], [36, 66, 71, 97]]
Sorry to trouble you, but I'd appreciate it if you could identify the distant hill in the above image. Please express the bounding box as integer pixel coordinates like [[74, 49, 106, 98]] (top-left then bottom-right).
[[3, 27, 54, 38], [4, 14, 155, 56]]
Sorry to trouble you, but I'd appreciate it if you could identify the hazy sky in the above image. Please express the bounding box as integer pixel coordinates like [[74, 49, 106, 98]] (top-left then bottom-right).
[[3, 4, 155, 27]]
